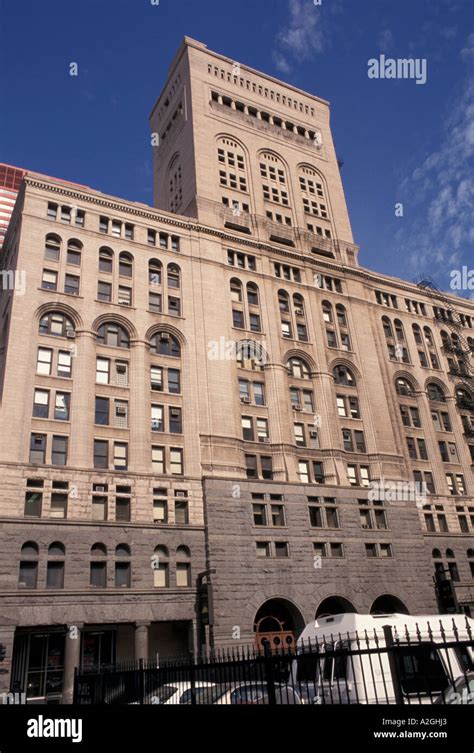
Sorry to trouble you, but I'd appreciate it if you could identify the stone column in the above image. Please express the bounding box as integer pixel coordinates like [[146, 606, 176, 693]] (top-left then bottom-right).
[[129, 341, 150, 473], [69, 332, 95, 466], [134, 622, 150, 661], [62, 624, 83, 704]]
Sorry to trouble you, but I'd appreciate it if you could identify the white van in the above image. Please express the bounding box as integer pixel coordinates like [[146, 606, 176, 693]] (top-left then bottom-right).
[[291, 613, 474, 704]]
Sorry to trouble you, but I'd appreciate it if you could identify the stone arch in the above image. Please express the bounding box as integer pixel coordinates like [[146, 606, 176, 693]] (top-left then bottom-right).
[[315, 595, 357, 619], [253, 596, 306, 650], [370, 594, 410, 615], [91, 313, 138, 340]]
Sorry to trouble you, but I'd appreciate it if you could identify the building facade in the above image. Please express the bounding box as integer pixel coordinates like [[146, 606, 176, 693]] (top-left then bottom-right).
[[0, 37, 473, 702]]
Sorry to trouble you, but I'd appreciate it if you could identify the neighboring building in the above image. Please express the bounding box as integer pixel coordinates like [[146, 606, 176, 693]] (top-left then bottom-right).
[[0, 37, 472, 703], [0, 165, 26, 252]]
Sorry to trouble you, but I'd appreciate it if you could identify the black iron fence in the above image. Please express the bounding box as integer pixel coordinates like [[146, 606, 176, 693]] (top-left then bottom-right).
[[74, 622, 474, 706]]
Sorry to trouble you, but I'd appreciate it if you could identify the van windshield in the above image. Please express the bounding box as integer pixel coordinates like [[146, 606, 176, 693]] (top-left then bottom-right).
[[321, 641, 350, 684]]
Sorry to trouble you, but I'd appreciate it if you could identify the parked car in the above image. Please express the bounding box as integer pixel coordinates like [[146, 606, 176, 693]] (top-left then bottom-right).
[[208, 681, 303, 705], [433, 672, 474, 704], [291, 612, 474, 705], [151, 681, 217, 705]]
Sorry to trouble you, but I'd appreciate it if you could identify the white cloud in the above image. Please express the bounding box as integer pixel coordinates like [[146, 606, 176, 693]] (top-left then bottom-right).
[[394, 67, 474, 284], [460, 32, 474, 60], [273, 0, 326, 74]]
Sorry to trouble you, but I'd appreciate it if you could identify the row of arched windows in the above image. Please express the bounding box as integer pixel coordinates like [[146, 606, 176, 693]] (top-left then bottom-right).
[[18, 542, 192, 589]]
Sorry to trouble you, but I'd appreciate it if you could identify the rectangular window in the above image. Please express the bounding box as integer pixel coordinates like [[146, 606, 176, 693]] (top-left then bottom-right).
[[170, 448, 183, 475], [253, 382, 265, 406], [24, 490, 42, 517], [113, 442, 128, 471], [118, 286, 132, 306], [176, 562, 190, 587], [54, 392, 70, 421], [261, 456, 273, 480], [151, 365, 163, 391], [41, 269, 58, 291], [96, 358, 110, 384], [94, 440, 108, 469], [168, 296, 181, 316], [115, 497, 131, 522], [19, 562, 38, 589], [46, 562, 64, 589], [153, 490, 168, 523], [313, 462, 325, 484], [90, 562, 107, 587], [242, 416, 254, 441], [57, 350, 72, 378], [275, 542, 289, 558], [33, 389, 50, 418], [37, 348, 52, 375], [271, 505, 285, 527], [249, 313, 261, 333], [253, 504, 267, 526], [151, 404, 164, 432], [245, 454, 258, 479], [152, 446, 165, 474], [98, 281, 112, 302], [50, 493, 67, 519], [64, 274, 80, 295], [168, 369, 180, 394], [95, 397, 109, 425], [257, 417, 269, 442], [115, 562, 131, 588], [309, 506, 323, 527], [175, 499, 189, 525], [29, 433, 46, 464], [92, 495, 107, 520], [256, 542, 271, 558], [232, 309, 244, 329], [299, 460, 310, 483], [169, 407, 182, 433], [149, 292, 162, 312], [51, 435, 68, 466]]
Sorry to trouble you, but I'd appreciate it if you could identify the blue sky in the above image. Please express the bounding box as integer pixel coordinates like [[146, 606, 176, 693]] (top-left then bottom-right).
[[1, 0, 473, 293]]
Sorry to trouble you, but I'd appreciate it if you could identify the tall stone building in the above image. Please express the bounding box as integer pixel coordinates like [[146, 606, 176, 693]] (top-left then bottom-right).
[[0, 37, 473, 702]]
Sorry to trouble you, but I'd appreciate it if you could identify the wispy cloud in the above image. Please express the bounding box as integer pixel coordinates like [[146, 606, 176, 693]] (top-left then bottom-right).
[[377, 28, 395, 53], [273, 0, 326, 74], [393, 44, 474, 287]]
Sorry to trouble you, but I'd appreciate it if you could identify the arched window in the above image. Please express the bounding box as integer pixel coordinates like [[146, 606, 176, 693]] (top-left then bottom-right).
[[467, 337, 474, 351], [115, 544, 131, 588], [150, 332, 181, 357], [153, 545, 169, 588], [423, 327, 435, 348], [293, 294, 305, 317], [322, 301, 333, 323], [149, 259, 162, 285], [217, 137, 248, 194], [440, 330, 451, 350], [395, 377, 415, 397], [259, 151, 291, 223], [44, 233, 61, 261], [119, 252, 133, 278], [456, 386, 473, 408], [336, 304, 347, 327], [46, 542, 65, 589], [382, 316, 393, 339], [39, 312, 75, 338], [91, 543, 107, 556], [432, 548, 442, 559], [446, 548, 455, 559], [167, 264, 180, 290], [298, 165, 330, 226], [90, 544, 107, 588], [97, 322, 129, 349], [394, 319, 406, 341], [247, 282, 259, 307], [335, 304, 351, 350], [66, 239, 82, 266], [278, 290, 290, 313], [18, 542, 39, 589], [427, 382, 445, 402], [333, 365, 355, 387], [99, 247, 113, 274], [176, 546, 191, 587], [230, 278, 243, 302], [288, 357, 311, 379]]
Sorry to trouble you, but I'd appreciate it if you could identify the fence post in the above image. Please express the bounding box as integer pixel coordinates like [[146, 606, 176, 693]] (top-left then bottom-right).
[[263, 643, 277, 706], [72, 666, 78, 704], [138, 658, 145, 705], [383, 625, 404, 705], [189, 652, 196, 705]]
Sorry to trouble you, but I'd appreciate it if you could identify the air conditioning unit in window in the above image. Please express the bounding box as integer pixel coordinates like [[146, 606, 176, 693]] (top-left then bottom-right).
[[66, 331, 76, 339], [95, 485, 106, 493], [116, 364, 127, 373], [293, 404, 302, 411], [116, 406, 127, 416], [161, 333, 170, 341], [361, 524, 370, 529], [175, 490, 187, 498], [295, 309, 304, 316], [309, 430, 318, 439], [151, 419, 161, 430], [261, 438, 271, 444], [240, 396, 251, 404]]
